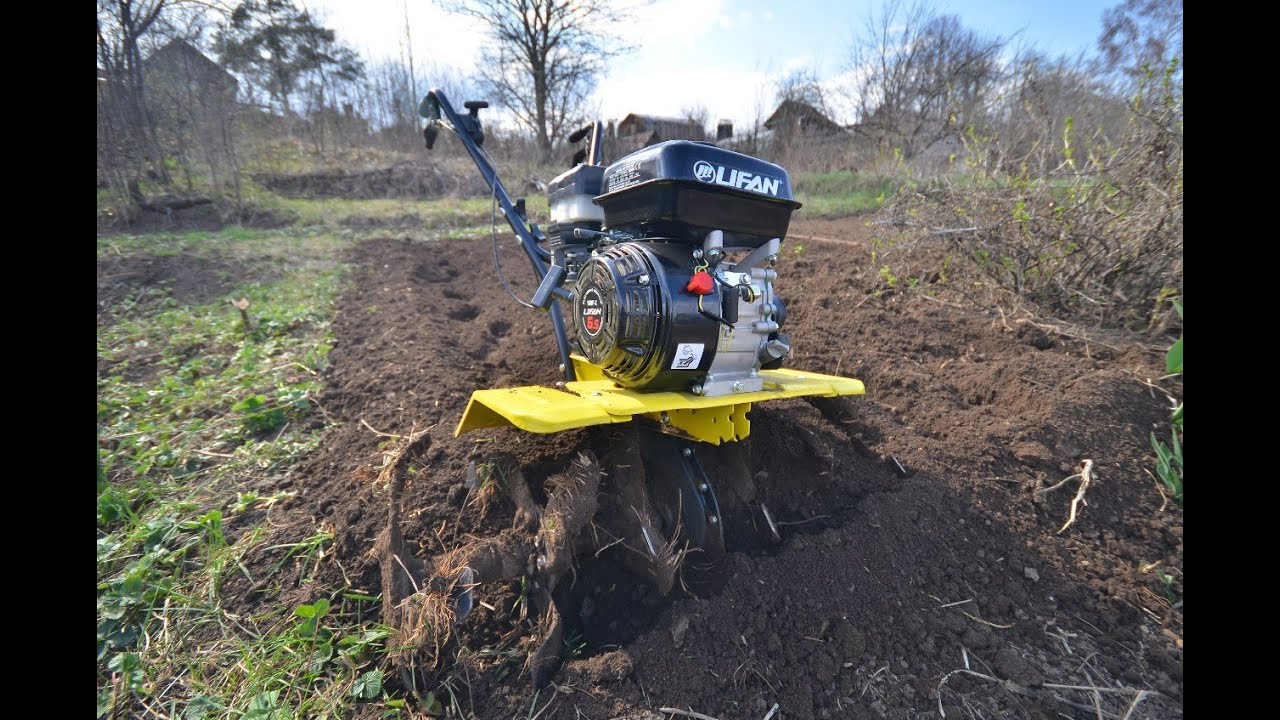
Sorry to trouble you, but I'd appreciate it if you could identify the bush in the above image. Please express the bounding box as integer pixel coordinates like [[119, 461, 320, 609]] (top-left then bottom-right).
[[873, 60, 1182, 332]]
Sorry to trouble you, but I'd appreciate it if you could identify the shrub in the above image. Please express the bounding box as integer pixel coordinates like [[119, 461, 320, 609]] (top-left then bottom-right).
[[873, 60, 1182, 332]]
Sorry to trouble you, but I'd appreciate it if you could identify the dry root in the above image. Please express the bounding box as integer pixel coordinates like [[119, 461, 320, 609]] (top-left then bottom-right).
[[1035, 459, 1095, 534], [435, 530, 533, 585], [596, 429, 680, 596]]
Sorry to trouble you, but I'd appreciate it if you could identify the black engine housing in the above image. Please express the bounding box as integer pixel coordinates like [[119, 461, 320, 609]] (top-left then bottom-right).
[[573, 242, 719, 390], [569, 141, 799, 391]]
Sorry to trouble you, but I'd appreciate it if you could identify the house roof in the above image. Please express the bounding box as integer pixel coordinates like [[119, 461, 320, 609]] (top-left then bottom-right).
[[147, 39, 237, 89], [616, 113, 705, 139], [763, 99, 843, 134], [618, 113, 698, 127]]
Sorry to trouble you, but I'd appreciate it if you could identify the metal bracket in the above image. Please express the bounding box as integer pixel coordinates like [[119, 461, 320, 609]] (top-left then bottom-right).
[[645, 403, 751, 444]]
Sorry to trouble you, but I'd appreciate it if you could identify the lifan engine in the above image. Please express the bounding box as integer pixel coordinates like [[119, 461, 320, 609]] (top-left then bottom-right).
[[546, 141, 798, 397]]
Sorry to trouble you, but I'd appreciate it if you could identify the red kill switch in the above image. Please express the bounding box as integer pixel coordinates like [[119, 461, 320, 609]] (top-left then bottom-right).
[[686, 271, 714, 295]]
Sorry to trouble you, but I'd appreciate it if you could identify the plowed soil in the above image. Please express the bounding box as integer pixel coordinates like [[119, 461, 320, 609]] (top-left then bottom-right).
[[229, 216, 1182, 719]]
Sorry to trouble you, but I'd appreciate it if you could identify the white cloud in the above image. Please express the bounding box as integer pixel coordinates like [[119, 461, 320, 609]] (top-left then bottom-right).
[[586, 0, 778, 125], [596, 64, 775, 128], [782, 54, 813, 73], [819, 67, 865, 125], [308, 0, 487, 70], [622, 0, 727, 44]]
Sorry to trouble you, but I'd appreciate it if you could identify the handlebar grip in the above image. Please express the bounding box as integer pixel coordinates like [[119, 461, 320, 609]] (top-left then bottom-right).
[[567, 123, 594, 143]]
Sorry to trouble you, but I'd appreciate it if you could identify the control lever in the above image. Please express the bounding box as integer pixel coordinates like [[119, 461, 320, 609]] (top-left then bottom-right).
[[566, 122, 603, 166], [531, 263, 568, 310], [457, 100, 490, 147]]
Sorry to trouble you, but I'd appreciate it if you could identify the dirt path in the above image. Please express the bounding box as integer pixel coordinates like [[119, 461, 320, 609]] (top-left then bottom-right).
[[234, 219, 1182, 719]]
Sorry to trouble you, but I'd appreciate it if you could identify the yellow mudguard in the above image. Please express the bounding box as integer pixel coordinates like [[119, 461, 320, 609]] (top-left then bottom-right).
[[456, 355, 864, 444]]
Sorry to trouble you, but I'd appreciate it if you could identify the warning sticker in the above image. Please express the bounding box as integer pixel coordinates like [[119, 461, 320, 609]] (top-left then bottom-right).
[[670, 343, 705, 370]]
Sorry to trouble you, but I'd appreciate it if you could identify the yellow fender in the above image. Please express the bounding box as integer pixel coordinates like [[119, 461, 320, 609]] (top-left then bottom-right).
[[456, 355, 864, 445]]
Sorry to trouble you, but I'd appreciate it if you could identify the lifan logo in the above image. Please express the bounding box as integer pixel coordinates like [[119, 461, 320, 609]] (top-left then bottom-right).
[[692, 160, 780, 196]]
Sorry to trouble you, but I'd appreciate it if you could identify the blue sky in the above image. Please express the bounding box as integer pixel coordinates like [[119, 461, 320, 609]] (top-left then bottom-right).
[[310, 0, 1119, 126]]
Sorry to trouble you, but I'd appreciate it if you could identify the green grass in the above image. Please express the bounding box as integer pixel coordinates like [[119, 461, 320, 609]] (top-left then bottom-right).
[[255, 194, 550, 236], [99, 224, 350, 258], [1151, 299, 1183, 503], [792, 170, 898, 216], [275, 196, 474, 226], [97, 227, 409, 719], [792, 166, 1089, 219]]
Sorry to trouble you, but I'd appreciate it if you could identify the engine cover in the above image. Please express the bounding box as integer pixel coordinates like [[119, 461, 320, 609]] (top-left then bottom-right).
[[595, 140, 802, 247], [572, 243, 719, 390]]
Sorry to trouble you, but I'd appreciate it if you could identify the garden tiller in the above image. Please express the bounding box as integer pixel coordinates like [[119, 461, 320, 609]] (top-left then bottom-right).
[[416, 90, 864, 684]]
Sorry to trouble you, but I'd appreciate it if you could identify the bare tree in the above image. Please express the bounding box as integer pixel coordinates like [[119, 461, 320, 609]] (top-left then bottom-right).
[[441, 0, 634, 159], [364, 58, 420, 137], [98, 0, 174, 208], [992, 48, 1128, 176], [680, 103, 711, 139], [765, 67, 846, 168], [402, 0, 418, 110], [1097, 0, 1183, 89], [774, 68, 830, 114], [845, 0, 1006, 159], [875, 57, 1182, 331], [360, 57, 480, 154], [146, 7, 244, 204]]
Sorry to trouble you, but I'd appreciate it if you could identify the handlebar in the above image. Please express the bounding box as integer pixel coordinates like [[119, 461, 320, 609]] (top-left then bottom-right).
[[419, 88, 576, 381]]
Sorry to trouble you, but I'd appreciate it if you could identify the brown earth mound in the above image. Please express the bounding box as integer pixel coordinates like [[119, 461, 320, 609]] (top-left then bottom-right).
[[231, 218, 1182, 719], [95, 245, 297, 321], [252, 164, 493, 199], [97, 202, 296, 237]]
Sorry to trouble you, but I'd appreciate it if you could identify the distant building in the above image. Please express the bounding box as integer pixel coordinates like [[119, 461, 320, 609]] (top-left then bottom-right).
[[763, 99, 844, 136], [145, 39, 239, 99], [614, 113, 706, 153]]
